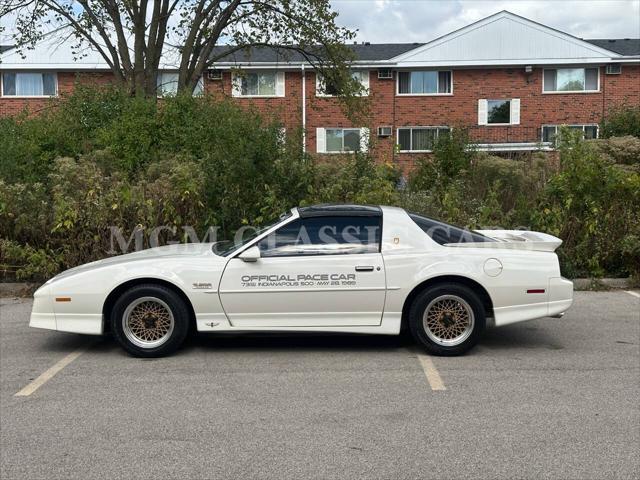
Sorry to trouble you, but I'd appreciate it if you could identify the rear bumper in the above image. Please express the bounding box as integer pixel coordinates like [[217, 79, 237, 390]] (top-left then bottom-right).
[[548, 277, 573, 317], [492, 277, 573, 327]]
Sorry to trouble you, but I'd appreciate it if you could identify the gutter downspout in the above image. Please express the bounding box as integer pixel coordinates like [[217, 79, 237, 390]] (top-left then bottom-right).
[[601, 66, 606, 129], [301, 64, 306, 154]]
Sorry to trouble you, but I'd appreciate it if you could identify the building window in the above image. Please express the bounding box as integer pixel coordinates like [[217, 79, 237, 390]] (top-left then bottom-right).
[[316, 127, 368, 153], [397, 71, 451, 95], [542, 125, 599, 143], [397, 127, 450, 152], [478, 99, 520, 125], [232, 71, 285, 97], [543, 68, 599, 92], [157, 72, 204, 96], [316, 71, 369, 96], [487, 100, 511, 124], [1, 72, 57, 97]]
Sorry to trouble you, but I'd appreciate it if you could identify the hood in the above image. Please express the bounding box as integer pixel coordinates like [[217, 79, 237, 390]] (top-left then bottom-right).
[[49, 243, 218, 282], [446, 230, 563, 252]]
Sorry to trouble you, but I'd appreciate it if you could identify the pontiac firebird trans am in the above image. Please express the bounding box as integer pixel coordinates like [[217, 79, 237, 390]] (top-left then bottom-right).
[[30, 205, 573, 357]]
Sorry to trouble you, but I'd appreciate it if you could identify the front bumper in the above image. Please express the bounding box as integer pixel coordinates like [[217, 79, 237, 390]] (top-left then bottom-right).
[[29, 284, 104, 335], [29, 285, 56, 330]]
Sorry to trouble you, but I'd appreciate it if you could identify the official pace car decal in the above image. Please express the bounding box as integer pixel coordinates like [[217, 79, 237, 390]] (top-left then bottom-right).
[[240, 273, 357, 288]]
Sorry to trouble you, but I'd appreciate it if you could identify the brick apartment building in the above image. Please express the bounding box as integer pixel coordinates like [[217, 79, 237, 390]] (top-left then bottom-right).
[[1, 11, 639, 166]]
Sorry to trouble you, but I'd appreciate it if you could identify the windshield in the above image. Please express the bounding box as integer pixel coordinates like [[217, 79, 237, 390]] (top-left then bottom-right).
[[213, 211, 293, 256]]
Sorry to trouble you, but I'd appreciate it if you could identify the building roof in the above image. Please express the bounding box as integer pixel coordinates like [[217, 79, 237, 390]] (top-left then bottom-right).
[[211, 12, 637, 67], [210, 38, 640, 66], [210, 43, 424, 64], [389, 10, 624, 67], [1, 11, 637, 70], [585, 39, 640, 56]]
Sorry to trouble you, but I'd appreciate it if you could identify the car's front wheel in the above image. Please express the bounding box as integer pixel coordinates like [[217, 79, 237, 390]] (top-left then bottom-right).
[[111, 284, 190, 357], [409, 283, 485, 356]]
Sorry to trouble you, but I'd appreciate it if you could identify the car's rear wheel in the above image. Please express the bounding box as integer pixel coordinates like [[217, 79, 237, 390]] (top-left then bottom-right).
[[111, 284, 190, 357], [409, 283, 485, 356]]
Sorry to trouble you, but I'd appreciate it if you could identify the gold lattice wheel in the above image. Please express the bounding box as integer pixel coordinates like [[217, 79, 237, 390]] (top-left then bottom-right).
[[122, 297, 175, 348], [423, 295, 475, 346]]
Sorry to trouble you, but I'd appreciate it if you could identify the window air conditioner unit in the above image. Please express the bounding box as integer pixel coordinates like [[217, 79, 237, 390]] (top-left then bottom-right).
[[605, 64, 621, 75], [377, 126, 392, 137], [378, 69, 393, 79], [208, 70, 223, 80]]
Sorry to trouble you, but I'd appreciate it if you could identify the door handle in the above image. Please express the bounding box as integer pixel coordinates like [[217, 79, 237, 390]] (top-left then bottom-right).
[[355, 266, 375, 272]]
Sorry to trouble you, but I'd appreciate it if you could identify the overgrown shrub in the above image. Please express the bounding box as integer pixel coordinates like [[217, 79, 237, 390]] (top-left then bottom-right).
[[0, 239, 61, 282], [409, 128, 475, 191], [601, 104, 640, 138], [404, 131, 554, 228], [309, 154, 400, 206], [591, 135, 640, 166], [403, 127, 639, 278], [1, 87, 639, 281], [0, 87, 399, 279], [531, 128, 640, 278]]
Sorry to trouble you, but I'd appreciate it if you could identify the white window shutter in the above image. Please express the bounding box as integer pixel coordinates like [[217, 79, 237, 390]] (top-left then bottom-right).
[[231, 73, 242, 97], [315, 73, 323, 96], [360, 71, 370, 95], [478, 99, 488, 125], [316, 128, 326, 153], [276, 71, 285, 97], [510, 98, 521, 125], [359, 128, 369, 152]]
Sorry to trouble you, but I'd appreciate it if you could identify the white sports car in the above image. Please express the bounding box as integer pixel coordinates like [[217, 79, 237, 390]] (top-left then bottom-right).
[[30, 205, 573, 357]]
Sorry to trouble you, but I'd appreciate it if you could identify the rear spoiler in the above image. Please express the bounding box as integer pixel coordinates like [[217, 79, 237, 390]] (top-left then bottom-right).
[[445, 230, 563, 252]]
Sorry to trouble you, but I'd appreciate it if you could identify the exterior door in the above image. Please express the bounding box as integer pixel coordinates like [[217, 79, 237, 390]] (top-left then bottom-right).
[[219, 215, 386, 327]]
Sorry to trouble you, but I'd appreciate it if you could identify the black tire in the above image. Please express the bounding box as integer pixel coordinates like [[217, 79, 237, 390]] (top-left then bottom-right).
[[409, 283, 485, 356], [111, 284, 190, 358]]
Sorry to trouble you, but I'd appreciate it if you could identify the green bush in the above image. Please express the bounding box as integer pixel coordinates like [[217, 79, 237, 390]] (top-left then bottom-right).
[[309, 154, 400, 206], [0, 87, 398, 279], [409, 128, 475, 191], [403, 127, 639, 278], [531, 128, 640, 278], [0, 239, 61, 282], [591, 135, 640, 166], [404, 131, 554, 229], [601, 104, 640, 138], [1, 87, 639, 281]]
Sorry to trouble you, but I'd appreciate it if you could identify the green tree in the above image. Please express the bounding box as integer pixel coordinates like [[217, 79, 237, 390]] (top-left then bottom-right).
[[2, 0, 358, 98]]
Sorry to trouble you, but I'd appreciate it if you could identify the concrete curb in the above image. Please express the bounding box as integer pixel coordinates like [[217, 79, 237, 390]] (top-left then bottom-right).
[[571, 278, 634, 291], [0, 283, 40, 298], [0, 278, 635, 298]]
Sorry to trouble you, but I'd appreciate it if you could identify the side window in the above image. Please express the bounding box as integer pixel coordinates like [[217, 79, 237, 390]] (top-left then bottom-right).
[[408, 213, 494, 245], [257, 216, 381, 257]]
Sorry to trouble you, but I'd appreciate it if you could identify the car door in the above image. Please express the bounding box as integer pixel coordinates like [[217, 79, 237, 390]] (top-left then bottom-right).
[[218, 214, 386, 327]]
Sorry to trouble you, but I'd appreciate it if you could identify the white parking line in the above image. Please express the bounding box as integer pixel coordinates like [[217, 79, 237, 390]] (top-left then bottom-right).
[[624, 291, 640, 299], [416, 352, 446, 391], [15, 346, 88, 397]]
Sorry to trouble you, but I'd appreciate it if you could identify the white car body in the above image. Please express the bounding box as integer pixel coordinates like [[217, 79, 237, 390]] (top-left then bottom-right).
[[30, 206, 573, 338]]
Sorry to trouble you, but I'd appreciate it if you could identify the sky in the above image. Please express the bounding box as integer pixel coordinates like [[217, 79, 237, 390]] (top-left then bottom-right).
[[329, 0, 640, 43], [1, 0, 639, 45]]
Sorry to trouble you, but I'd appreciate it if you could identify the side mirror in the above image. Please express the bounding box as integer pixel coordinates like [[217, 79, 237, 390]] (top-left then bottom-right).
[[238, 245, 261, 262]]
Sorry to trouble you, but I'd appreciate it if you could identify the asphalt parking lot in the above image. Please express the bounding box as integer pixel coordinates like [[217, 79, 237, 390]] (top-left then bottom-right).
[[1, 291, 639, 480]]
